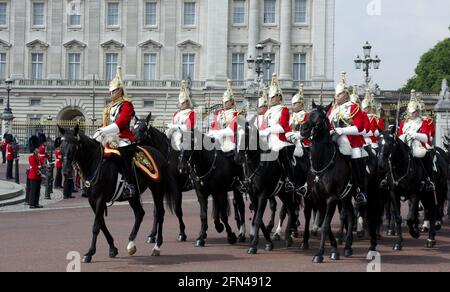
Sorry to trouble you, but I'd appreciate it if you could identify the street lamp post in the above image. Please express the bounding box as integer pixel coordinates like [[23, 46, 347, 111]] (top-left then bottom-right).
[[354, 41, 381, 86], [44, 115, 54, 199], [1, 78, 14, 138], [245, 44, 272, 114]]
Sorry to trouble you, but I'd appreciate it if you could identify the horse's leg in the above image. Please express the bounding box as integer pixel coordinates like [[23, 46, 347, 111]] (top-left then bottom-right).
[[273, 203, 285, 241], [267, 197, 277, 234], [247, 194, 268, 254], [406, 193, 421, 239], [311, 210, 321, 237], [423, 196, 437, 248], [217, 192, 238, 245], [259, 218, 274, 251], [146, 207, 158, 244], [175, 190, 187, 242], [343, 199, 355, 257], [279, 193, 296, 248], [390, 191, 403, 250], [82, 198, 108, 263], [300, 199, 312, 250], [233, 190, 247, 242], [212, 194, 224, 234], [127, 196, 145, 256], [337, 201, 346, 245], [313, 199, 337, 263], [195, 191, 209, 247], [152, 187, 166, 256]]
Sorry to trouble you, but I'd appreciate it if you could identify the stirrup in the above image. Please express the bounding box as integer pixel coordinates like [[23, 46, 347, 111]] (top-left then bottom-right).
[[380, 178, 389, 190], [285, 180, 295, 193], [355, 192, 367, 207], [122, 183, 136, 200]]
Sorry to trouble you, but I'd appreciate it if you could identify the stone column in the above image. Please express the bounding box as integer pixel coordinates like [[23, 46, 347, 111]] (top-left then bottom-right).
[[206, 0, 229, 87], [247, 0, 260, 82], [11, 0, 26, 79], [125, 0, 138, 80], [434, 99, 450, 148], [87, 0, 101, 78], [48, 0, 64, 79], [279, 0, 292, 81], [311, 0, 326, 80], [162, 0, 176, 80]]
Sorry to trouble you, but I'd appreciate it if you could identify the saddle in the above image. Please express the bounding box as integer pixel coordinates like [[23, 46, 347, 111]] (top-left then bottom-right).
[[104, 145, 161, 182]]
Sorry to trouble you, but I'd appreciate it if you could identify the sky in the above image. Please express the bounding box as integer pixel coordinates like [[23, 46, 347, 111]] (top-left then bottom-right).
[[335, 0, 450, 90]]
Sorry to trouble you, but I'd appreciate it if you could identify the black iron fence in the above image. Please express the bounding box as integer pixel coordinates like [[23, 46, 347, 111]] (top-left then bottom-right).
[[2, 120, 101, 152]]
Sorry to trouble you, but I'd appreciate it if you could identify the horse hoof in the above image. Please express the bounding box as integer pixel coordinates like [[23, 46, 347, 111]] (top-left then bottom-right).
[[272, 234, 281, 241], [215, 223, 225, 234], [151, 248, 161, 256], [386, 230, 395, 236], [357, 231, 365, 239], [435, 222, 442, 231], [344, 248, 353, 258], [312, 255, 324, 263], [409, 228, 421, 239], [228, 233, 237, 245], [426, 239, 436, 248], [146, 236, 156, 244], [195, 239, 206, 247], [330, 252, 340, 261], [109, 247, 119, 258], [265, 243, 274, 251], [82, 255, 92, 263], [300, 242, 309, 250], [237, 234, 246, 243], [127, 246, 137, 256], [177, 234, 187, 242], [286, 237, 293, 248], [393, 243, 402, 251], [247, 247, 257, 254], [366, 250, 378, 261]]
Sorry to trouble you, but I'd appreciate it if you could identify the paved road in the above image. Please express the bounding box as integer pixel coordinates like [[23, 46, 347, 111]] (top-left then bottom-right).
[[0, 186, 449, 272]]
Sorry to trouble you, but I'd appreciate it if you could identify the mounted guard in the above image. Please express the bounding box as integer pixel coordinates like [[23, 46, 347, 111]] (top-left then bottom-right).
[[361, 91, 385, 149], [93, 66, 137, 199], [259, 73, 295, 192], [208, 79, 239, 153], [166, 80, 196, 151], [328, 72, 368, 206]]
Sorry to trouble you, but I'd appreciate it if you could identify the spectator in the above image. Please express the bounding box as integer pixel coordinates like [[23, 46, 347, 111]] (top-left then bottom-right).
[[1, 134, 7, 164], [53, 137, 63, 189], [28, 136, 43, 209], [5, 134, 14, 180]]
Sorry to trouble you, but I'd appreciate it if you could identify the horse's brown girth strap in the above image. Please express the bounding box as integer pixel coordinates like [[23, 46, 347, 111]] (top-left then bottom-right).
[[133, 146, 161, 182]]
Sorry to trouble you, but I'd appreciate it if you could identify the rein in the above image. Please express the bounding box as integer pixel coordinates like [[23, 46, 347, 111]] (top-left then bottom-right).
[[73, 141, 104, 189]]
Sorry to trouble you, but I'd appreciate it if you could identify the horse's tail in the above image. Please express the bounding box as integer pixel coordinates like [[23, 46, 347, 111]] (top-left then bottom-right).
[[162, 164, 180, 214]]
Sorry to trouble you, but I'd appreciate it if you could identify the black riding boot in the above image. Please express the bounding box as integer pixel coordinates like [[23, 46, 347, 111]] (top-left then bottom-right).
[[420, 152, 435, 192], [280, 146, 296, 193], [119, 145, 137, 200], [351, 158, 368, 207]]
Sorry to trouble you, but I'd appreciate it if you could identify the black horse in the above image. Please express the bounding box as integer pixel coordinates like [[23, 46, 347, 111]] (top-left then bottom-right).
[[133, 113, 190, 243], [378, 128, 448, 248], [178, 128, 247, 247], [234, 117, 303, 254], [59, 125, 178, 263], [300, 103, 362, 263]]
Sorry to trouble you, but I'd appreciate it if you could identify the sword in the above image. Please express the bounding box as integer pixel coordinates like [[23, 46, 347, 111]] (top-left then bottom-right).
[[162, 93, 169, 128], [395, 96, 401, 136], [319, 82, 324, 106]]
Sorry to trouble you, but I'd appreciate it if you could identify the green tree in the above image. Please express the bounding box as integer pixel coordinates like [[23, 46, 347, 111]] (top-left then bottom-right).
[[403, 38, 450, 93]]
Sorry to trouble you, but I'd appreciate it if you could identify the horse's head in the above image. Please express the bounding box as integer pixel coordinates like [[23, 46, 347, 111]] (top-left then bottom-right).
[[58, 124, 80, 177], [377, 125, 397, 172], [301, 101, 332, 140]]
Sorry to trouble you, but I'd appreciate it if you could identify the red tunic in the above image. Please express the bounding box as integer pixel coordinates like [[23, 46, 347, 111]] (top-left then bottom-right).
[[38, 145, 49, 165], [212, 110, 238, 143], [328, 102, 366, 148], [54, 149, 62, 169], [398, 118, 431, 147], [28, 153, 42, 181], [172, 110, 196, 129], [114, 101, 135, 143], [6, 144, 14, 161]]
